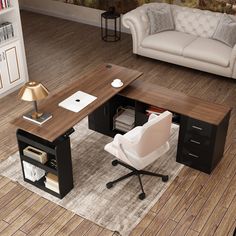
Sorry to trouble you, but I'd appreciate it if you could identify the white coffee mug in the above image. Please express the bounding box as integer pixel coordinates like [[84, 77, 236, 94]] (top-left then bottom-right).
[[113, 79, 122, 86]]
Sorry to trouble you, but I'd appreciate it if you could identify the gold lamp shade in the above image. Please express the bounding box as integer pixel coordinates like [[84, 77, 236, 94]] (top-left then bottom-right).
[[18, 81, 52, 124], [18, 81, 49, 101]]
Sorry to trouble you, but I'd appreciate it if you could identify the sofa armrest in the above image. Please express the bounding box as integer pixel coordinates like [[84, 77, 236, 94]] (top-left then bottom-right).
[[122, 6, 150, 54], [230, 44, 236, 78]]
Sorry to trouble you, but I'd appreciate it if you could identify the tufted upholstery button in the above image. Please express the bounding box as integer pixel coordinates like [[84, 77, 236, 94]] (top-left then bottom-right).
[[172, 5, 221, 38]]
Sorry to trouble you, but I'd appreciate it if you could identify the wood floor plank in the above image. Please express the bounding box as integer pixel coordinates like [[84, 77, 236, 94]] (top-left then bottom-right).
[[190, 176, 231, 232], [0, 220, 9, 234], [0, 176, 10, 189], [151, 167, 191, 213], [0, 197, 48, 236], [223, 154, 236, 179], [198, 153, 234, 198], [169, 172, 208, 222], [83, 224, 103, 236], [56, 214, 84, 236], [3, 192, 40, 224], [142, 187, 186, 236], [129, 211, 156, 236], [169, 194, 207, 236], [0, 185, 24, 210], [40, 210, 74, 236], [20, 201, 57, 234], [70, 219, 94, 236], [156, 219, 177, 236], [12, 230, 26, 236], [218, 172, 236, 209], [97, 228, 114, 236], [0, 190, 32, 221], [0, 182, 18, 203], [227, 220, 236, 236], [199, 204, 227, 236], [26, 206, 66, 236], [214, 196, 236, 236], [185, 229, 199, 236]]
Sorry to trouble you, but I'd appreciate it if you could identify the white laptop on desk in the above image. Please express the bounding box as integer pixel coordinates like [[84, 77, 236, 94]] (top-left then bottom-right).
[[58, 91, 97, 113]]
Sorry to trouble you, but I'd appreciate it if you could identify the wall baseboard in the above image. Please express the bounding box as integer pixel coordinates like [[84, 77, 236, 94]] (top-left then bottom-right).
[[19, 0, 129, 33]]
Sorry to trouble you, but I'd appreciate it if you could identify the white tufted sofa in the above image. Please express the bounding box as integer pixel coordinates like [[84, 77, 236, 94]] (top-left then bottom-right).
[[122, 3, 236, 79]]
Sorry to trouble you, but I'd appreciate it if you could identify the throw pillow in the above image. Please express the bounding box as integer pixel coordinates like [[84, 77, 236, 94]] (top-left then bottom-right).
[[213, 14, 236, 48], [146, 4, 174, 35]]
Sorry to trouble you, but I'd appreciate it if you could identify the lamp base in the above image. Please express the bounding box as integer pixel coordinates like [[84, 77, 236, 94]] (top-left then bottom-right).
[[23, 112, 52, 125]]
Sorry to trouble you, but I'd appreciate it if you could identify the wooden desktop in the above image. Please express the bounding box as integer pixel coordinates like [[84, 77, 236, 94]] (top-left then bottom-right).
[[12, 64, 231, 198]]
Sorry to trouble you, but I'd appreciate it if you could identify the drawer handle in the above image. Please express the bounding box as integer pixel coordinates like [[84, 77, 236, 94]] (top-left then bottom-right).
[[188, 153, 199, 158], [192, 125, 203, 131], [190, 139, 201, 145]]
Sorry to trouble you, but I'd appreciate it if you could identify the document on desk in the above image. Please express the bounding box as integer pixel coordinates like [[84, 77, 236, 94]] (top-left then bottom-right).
[[58, 91, 97, 113]]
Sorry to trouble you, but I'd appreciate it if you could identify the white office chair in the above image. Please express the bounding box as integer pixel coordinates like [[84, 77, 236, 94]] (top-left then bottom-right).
[[104, 111, 173, 200]]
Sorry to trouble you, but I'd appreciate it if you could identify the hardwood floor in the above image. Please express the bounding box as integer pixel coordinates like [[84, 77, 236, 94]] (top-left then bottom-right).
[[0, 10, 236, 235]]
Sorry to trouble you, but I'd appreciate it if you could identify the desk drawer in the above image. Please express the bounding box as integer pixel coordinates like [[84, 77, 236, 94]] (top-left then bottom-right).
[[179, 147, 211, 173], [183, 133, 211, 151], [186, 118, 212, 137]]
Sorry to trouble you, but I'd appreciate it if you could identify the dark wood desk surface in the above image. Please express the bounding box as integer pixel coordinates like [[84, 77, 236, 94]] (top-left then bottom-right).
[[12, 64, 143, 142], [119, 80, 231, 125]]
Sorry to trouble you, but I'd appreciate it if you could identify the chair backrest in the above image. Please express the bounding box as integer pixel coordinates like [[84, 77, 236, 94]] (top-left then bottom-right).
[[135, 111, 172, 157]]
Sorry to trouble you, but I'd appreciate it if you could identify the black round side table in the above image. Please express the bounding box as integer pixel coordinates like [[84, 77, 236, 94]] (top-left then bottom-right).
[[101, 11, 121, 42]]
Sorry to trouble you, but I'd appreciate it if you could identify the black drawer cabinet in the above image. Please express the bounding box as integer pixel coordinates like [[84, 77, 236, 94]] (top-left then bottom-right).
[[177, 112, 230, 174]]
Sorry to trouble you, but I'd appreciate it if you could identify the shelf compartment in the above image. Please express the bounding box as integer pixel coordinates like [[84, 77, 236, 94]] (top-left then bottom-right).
[[21, 154, 58, 175], [24, 177, 61, 199], [17, 131, 56, 155]]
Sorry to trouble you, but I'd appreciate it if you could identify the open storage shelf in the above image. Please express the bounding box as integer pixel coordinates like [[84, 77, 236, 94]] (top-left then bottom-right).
[[17, 129, 74, 199]]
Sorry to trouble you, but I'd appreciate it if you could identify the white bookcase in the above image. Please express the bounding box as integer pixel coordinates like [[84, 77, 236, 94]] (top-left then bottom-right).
[[0, 0, 28, 98]]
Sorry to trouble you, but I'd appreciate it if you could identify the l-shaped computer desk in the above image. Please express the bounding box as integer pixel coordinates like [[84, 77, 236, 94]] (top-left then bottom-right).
[[12, 64, 231, 199]]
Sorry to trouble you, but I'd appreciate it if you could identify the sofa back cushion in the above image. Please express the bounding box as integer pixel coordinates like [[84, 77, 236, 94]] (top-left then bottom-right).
[[171, 5, 221, 38], [213, 14, 236, 47], [146, 3, 174, 34]]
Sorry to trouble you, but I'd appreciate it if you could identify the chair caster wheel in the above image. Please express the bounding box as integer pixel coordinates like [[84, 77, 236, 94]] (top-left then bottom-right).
[[106, 182, 113, 189], [139, 193, 146, 200], [112, 160, 118, 166], [162, 175, 169, 182]]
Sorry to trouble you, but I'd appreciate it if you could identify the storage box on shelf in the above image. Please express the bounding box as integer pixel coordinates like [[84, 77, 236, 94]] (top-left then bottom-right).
[[0, 0, 28, 98], [17, 128, 74, 199]]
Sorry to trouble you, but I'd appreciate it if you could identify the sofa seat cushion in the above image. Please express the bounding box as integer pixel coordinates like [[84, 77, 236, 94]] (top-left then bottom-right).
[[183, 37, 232, 67], [141, 31, 197, 56]]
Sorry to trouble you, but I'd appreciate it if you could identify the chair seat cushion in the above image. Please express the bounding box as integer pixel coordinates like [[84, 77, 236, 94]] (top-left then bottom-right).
[[105, 138, 170, 170], [141, 31, 197, 56], [183, 37, 232, 67]]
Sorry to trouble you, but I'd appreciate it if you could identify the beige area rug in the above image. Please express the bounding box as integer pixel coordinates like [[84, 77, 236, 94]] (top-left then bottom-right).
[[0, 118, 183, 236]]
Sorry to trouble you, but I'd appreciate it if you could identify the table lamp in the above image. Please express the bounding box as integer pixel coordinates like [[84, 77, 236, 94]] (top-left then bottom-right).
[[18, 81, 52, 124]]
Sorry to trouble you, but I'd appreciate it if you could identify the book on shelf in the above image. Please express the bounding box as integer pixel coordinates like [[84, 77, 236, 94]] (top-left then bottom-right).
[[45, 173, 59, 193], [113, 106, 135, 132], [145, 105, 166, 116], [0, 22, 14, 43], [0, 0, 10, 10], [45, 182, 59, 194], [46, 173, 58, 184]]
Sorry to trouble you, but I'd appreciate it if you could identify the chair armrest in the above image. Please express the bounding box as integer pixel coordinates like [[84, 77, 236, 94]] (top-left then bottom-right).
[[122, 6, 150, 54], [230, 44, 236, 78]]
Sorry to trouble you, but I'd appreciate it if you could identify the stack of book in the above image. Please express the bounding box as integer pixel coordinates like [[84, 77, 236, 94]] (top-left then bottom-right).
[[146, 105, 166, 116], [45, 173, 59, 193], [0, 0, 10, 10], [113, 107, 135, 132], [0, 22, 14, 43]]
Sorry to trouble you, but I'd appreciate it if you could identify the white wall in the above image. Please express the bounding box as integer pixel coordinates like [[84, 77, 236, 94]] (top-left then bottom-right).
[[19, 0, 127, 31]]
